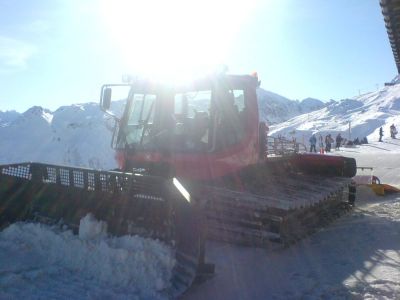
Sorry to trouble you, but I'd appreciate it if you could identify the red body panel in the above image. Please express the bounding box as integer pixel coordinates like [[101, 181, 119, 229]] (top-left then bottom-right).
[[116, 125, 260, 180]]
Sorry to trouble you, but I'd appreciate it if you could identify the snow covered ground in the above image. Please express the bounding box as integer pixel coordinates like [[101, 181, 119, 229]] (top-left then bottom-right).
[[1, 138, 399, 299], [185, 187, 400, 300], [0, 215, 174, 300], [184, 138, 400, 300]]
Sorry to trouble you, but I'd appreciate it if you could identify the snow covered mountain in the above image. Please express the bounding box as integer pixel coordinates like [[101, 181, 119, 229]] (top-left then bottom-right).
[[0, 103, 118, 169], [0, 110, 20, 127], [269, 83, 400, 146], [257, 89, 326, 124]]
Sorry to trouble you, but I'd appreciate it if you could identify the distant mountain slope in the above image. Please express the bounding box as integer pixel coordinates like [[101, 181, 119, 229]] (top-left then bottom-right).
[[0, 103, 117, 169], [269, 83, 400, 146], [0, 110, 20, 127], [257, 89, 326, 124]]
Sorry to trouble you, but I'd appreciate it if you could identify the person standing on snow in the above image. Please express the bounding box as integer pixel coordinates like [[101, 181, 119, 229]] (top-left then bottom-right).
[[335, 133, 343, 150], [318, 134, 324, 153], [390, 124, 397, 139], [379, 127, 383, 142], [325, 134, 333, 152], [309, 134, 317, 153]]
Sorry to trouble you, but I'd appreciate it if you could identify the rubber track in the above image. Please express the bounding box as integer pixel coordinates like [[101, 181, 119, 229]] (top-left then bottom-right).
[[199, 174, 353, 247]]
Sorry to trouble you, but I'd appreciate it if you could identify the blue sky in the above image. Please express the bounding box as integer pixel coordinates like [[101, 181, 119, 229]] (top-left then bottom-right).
[[0, 0, 396, 112]]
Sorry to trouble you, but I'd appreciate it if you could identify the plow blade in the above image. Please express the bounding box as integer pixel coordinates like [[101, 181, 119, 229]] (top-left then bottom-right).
[[0, 162, 208, 298]]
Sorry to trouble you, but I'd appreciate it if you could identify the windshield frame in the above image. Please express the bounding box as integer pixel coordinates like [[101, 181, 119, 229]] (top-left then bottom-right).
[[114, 76, 253, 153]]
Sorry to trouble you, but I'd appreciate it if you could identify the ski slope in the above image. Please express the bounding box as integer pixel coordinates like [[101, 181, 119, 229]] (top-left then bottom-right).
[[1, 139, 400, 299], [269, 83, 400, 149]]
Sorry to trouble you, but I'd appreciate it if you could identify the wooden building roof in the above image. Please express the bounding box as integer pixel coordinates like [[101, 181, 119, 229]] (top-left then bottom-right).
[[381, 0, 400, 73]]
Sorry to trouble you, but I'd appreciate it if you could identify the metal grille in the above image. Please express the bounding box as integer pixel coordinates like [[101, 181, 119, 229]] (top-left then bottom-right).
[[88, 172, 95, 190], [0, 162, 165, 200], [59, 169, 70, 186], [73, 170, 84, 188], [45, 167, 57, 183], [1, 164, 31, 179], [100, 173, 107, 191]]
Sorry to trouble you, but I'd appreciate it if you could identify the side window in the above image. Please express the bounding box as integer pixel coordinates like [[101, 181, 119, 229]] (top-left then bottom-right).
[[215, 89, 247, 149], [174, 90, 212, 151], [233, 90, 245, 113]]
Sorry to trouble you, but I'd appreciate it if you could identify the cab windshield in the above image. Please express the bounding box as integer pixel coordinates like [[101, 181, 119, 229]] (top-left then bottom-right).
[[116, 87, 247, 153]]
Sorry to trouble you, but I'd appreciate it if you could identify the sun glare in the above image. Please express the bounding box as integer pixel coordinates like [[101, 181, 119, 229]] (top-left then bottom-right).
[[100, 0, 259, 83]]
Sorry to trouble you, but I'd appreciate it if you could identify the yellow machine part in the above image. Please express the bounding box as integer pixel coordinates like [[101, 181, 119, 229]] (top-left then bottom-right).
[[368, 184, 400, 196]]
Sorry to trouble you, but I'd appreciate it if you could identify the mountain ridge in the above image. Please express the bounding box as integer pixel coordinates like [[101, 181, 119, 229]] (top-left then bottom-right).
[[269, 83, 400, 145]]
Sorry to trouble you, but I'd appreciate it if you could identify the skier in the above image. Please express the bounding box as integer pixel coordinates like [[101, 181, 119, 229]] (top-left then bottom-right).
[[335, 133, 343, 150], [309, 134, 317, 153], [379, 127, 383, 142]]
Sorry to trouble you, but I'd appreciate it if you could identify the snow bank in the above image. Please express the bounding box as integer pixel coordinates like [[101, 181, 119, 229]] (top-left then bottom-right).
[[78, 213, 108, 240], [0, 214, 175, 299]]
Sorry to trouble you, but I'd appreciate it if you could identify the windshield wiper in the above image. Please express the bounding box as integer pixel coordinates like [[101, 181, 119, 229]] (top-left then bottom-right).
[[139, 100, 155, 145]]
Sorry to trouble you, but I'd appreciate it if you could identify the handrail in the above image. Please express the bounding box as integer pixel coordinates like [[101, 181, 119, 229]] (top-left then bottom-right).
[[266, 136, 307, 157]]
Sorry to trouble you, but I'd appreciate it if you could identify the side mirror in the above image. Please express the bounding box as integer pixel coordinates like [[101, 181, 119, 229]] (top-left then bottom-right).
[[101, 87, 112, 111], [99, 83, 130, 118]]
